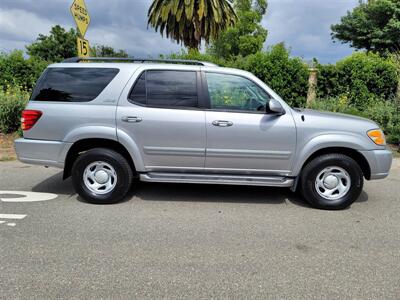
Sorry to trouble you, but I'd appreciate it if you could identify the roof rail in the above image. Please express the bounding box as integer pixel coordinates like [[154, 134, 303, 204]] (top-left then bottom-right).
[[62, 57, 218, 67]]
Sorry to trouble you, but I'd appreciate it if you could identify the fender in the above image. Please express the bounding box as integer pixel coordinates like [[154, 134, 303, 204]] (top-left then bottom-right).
[[291, 133, 371, 176], [60, 126, 145, 178], [58, 126, 119, 164], [63, 125, 118, 143]]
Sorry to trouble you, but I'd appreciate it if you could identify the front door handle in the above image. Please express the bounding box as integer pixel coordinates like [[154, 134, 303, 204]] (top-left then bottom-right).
[[212, 120, 233, 127], [122, 116, 142, 123]]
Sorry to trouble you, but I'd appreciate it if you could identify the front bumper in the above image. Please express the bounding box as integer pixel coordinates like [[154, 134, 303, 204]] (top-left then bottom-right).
[[359, 149, 393, 180], [14, 138, 72, 168]]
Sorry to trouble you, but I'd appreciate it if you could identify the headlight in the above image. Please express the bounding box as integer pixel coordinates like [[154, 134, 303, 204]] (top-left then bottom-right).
[[367, 129, 386, 145]]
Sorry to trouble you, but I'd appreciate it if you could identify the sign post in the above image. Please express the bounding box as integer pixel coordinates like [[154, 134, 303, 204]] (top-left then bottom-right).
[[70, 0, 91, 58]]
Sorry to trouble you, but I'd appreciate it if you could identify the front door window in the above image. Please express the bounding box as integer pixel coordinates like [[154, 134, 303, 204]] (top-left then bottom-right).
[[205, 73, 270, 112]]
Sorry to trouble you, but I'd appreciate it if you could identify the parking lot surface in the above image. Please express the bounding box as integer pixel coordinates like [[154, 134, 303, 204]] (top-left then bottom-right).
[[0, 160, 399, 299]]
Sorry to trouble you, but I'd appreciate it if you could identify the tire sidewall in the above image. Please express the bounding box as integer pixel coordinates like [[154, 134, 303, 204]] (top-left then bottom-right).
[[303, 155, 363, 209], [72, 149, 132, 204]]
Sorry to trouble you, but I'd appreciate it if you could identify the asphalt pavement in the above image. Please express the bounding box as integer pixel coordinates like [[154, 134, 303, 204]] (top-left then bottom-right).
[[0, 160, 399, 299]]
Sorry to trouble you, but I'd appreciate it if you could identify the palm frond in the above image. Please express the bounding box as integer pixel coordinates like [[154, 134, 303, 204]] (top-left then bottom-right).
[[148, 0, 237, 49]]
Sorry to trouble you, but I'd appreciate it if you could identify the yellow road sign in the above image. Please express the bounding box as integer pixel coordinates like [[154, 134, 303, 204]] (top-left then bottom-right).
[[77, 37, 90, 58], [70, 0, 90, 37]]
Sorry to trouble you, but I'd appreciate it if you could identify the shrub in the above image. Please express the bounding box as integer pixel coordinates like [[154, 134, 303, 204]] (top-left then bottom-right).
[[0, 85, 30, 134], [316, 64, 339, 99], [387, 120, 400, 144], [364, 100, 400, 144], [309, 96, 362, 116], [362, 99, 396, 130], [0, 50, 49, 90], [317, 52, 398, 109], [234, 44, 309, 107]]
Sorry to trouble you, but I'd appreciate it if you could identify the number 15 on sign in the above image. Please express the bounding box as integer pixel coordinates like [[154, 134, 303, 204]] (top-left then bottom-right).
[[77, 37, 90, 58]]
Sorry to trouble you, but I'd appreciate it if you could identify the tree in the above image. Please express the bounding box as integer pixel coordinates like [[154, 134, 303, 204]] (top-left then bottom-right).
[[236, 43, 309, 106], [0, 50, 49, 89], [148, 0, 238, 50], [90, 45, 129, 57], [331, 0, 400, 54], [209, 0, 268, 59], [26, 25, 77, 62]]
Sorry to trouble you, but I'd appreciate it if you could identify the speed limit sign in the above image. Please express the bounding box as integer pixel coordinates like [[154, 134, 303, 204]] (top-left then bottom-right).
[[77, 36, 90, 58]]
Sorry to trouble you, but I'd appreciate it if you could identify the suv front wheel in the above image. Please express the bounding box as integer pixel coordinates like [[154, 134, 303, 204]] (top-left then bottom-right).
[[300, 153, 364, 210], [71, 148, 133, 204]]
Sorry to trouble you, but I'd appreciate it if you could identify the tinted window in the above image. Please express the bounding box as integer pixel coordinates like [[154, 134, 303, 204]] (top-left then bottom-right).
[[206, 73, 270, 112], [128, 71, 198, 108], [129, 72, 146, 105], [31, 68, 119, 102]]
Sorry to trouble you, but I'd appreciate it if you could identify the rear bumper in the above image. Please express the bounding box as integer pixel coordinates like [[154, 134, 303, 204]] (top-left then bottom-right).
[[14, 138, 72, 168], [359, 149, 393, 180]]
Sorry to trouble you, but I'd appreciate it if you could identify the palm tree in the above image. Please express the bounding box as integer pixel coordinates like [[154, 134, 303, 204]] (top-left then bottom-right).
[[148, 0, 238, 50]]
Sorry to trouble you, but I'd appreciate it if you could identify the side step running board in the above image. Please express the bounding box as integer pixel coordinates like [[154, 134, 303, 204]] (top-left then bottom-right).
[[140, 172, 294, 187]]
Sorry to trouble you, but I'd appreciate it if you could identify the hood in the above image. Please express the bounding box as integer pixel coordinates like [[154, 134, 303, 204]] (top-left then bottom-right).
[[292, 108, 380, 133], [301, 108, 374, 122]]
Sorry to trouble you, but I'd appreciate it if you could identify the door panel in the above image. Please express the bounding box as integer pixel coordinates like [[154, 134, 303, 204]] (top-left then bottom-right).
[[117, 106, 206, 171], [117, 68, 206, 172], [203, 72, 296, 175], [205, 111, 296, 174]]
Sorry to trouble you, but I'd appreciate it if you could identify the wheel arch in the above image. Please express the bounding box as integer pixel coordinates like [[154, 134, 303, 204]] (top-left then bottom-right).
[[63, 138, 136, 179], [298, 147, 371, 180]]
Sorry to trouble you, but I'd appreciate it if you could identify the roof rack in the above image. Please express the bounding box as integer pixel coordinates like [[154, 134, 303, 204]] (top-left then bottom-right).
[[62, 57, 218, 67]]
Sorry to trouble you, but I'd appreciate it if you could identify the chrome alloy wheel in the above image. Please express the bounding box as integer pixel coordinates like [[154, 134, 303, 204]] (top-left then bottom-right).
[[315, 166, 351, 200], [83, 161, 117, 195]]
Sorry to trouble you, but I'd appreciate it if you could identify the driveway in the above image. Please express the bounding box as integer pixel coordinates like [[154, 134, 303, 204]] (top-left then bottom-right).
[[0, 160, 399, 299]]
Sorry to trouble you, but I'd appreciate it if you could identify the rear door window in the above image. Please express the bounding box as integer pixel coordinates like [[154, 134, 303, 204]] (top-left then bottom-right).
[[31, 67, 119, 102], [128, 70, 198, 108]]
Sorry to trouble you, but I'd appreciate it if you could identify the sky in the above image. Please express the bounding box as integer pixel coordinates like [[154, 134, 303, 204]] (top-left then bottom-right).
[[0, 0, 360, 64]]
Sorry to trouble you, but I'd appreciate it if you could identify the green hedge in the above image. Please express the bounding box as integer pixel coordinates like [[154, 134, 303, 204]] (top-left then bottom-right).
[[0, 85, 29, 134], [235, 44, 309, 107], [314, 52, 399, 143], [317, 52, 398, 109], [0, 51, 47, 134], [0, 50, 49, 90]]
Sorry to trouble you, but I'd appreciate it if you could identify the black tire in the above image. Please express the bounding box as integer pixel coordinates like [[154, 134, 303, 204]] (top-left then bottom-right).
[[71, 148, 133, 204], [300, 153, 363, 210]]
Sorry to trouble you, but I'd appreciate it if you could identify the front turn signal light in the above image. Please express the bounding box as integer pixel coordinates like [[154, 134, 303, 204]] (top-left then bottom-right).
[[367, 129, 386, 145]]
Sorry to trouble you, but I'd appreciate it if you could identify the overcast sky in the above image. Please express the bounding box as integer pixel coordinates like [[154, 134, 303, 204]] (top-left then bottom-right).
[[0, 0, 359, 63]]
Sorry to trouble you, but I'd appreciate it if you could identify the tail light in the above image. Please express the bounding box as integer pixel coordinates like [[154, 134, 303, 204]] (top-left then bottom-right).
[[21, 110, 42, 131]]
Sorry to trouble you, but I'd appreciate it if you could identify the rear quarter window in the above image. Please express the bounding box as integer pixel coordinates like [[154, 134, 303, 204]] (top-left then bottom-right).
[[31, 67, 119, 102]]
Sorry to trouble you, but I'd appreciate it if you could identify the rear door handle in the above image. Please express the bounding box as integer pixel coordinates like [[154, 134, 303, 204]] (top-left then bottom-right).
[[122, 116, 142, 123], [212, 120, 233, 127]]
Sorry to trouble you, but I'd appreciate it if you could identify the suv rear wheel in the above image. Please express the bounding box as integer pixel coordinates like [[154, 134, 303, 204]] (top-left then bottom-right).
[[71, 148, 133, 204], [300, 153, 363, 210]]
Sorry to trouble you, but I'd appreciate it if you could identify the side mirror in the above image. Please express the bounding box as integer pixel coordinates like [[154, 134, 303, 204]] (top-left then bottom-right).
[[266, 99, 285, 115]]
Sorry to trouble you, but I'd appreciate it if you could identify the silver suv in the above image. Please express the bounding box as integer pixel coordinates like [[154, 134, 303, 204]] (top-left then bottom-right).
[[15, 57, 392, 209]]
